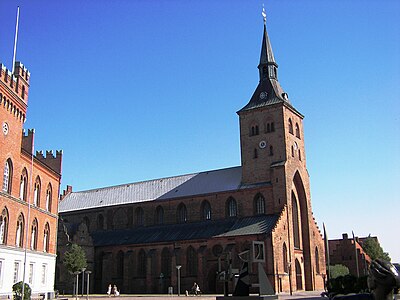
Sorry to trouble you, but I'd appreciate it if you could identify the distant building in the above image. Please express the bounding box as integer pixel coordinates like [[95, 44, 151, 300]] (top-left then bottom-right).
[[0, 61, 62, 298], [328, 233, 372, 277], [57, 16, 326, 294]]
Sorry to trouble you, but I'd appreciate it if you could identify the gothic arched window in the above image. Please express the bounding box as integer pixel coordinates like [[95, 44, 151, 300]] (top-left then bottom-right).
[[117, 251, 124, 279], [315, 247, 320, 274], [33, 177, 41, 207], [43, 223, 50, 252], [31, 218, 38, 250], [186, 246, 197, 276], [156, 206, 164, 225], [226, 197, 237, 217], [46, 184, 52, 212], [292, 192, 301, 249], [2, 159, 13, 193], [137, 249, 146, 276], [19, 168, 28, 201], [201, 200, 211, 221], [16, 213, 24, 247], [283, 243, 288, 273], [161, 247, 171, 277], [0, 208, 9, 244], [177, 203, 187, 223], [269, 145, 274, 156], [254, 193, 265, 215], [288, 118, 293, 134], [135, 207, 144, 226], [295, 123, 300, 139]]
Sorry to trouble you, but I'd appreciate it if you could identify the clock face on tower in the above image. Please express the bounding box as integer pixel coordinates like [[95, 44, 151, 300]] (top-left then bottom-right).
[[259, 92, 267, 100], [2, 122, 9, 135]]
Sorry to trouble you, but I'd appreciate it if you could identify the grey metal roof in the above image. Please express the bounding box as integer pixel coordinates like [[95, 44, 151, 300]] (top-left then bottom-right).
[[59, 166, 244, 213], [90, 214, 280, 247]]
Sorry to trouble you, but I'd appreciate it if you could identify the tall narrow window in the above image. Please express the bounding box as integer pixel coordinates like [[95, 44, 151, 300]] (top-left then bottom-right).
[[19, 168, 28, 201], [186, 246, 197, 276], [269, 145, 274, 156], [271, 122, 275, 132], [291, 146, 295, 157], [2, 159, 12, 193], [31, 218, 38, 250], [0, 208, 8, 244], [117, 251, 124, 279], [177, 203, 187, 223], [41, 264, 47, 285], [315, 247, 320, 274], [29, 263, 34, 285], [43, 223, 50, 252], [298, 150, 302, 161], [156, 206, 164, 225], [16, 214, 24, 247], [283, 243, 288, 273], [288, 118, 293, 134], [254, 193, 265, 215], [33, 177, 41, 207], [254, 148, 258, 159], [137, 249, 146, 276], [227, 197, 237, 217], [201, 200, 211, 221], [295, 123, 300, 138], [46, 184, 52, 212], [267, 123, 271, 133], [292, 193, 301, 249], [135, 207, 144, 226], [13, 262, 20, 283]]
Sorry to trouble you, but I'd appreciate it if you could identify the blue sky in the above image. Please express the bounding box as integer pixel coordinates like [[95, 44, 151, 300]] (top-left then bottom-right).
[[1, 1, 399, 262]]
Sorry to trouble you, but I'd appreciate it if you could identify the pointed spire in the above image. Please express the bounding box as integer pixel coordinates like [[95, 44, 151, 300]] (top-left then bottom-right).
[[258, 7, 278, 81]]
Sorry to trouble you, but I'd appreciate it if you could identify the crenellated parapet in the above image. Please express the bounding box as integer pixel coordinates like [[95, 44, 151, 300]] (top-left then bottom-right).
[[35, 150, 63, 175], [21, 128, 35, 154], [0, 61, 30, 103]]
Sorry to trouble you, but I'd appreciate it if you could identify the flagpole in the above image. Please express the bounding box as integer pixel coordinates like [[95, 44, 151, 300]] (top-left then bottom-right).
[[352, 231, 360, 277], [12, 6, 20, 74]]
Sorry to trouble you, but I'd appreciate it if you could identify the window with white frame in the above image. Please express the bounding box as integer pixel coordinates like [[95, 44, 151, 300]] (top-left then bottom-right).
[[41, 264, 47, 285], [29, 263, 34, 285], [0, 260, 3, 286], [13, 262, 20, 283]]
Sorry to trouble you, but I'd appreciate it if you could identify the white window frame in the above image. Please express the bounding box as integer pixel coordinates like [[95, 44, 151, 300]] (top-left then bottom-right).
[[41, 264, 47, 285], [29, 263, 34, 285], [14, 261, 20, 283], [0, 259, 4, 287]]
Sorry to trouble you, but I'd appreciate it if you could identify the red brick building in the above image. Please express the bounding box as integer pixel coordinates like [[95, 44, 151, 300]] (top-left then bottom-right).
[[0, 61, 62, 298], [57, 18, 326, 295], [328, 233, 372, 277]]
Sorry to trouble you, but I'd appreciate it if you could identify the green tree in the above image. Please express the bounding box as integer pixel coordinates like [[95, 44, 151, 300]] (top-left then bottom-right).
[[362, 236, 391, 262], [12, 281, 31, 300], [63, 243, 87, 273], [330, 264, 350, 279]]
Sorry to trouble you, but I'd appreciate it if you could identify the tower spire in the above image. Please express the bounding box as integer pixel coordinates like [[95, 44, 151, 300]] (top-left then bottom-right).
[[258, 7, 278, 81]]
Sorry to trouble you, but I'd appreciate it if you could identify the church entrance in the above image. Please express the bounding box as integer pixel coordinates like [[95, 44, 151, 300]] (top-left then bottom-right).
[[295, 259, 303, 290]]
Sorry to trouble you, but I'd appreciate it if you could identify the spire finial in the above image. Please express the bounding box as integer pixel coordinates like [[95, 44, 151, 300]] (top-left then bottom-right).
[[262, 5, 267, 26]]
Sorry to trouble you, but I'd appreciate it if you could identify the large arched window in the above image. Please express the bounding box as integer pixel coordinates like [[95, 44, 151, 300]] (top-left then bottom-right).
[[254, 193, 265, 215], [156, 206, 164, 225], [295, 123, 300, 139], [161, 247, 171, 277], [288, 118, 294, 134], [19, 168, 28, 201], [226, 197, 237, 217], [16, 213, 24, 247], [137, 249, 146, 276], [46, 184, 52, 212], [0, 208, 9, 244], [43, 223, 50, 252], [2, 159, 13, 193], [177, 203, 187, 223], [97, 214, 104, 230], [33, 177, 41, 207], [283, 243, 288, 273], [117, 251, 124, 279], [201, 200, 211, 221], [186, 246, 197, 276], [31, 218, 38, 250], [315, 247, 320, 274], [135, 207, 144, 226], [292, 192, 301, 249]]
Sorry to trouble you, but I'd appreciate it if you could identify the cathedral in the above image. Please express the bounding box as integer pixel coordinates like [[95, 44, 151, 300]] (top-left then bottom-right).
[[57, 16, 326, 295]]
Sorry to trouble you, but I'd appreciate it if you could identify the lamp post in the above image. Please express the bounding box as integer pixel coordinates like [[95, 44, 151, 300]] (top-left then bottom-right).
[[73, 271, 81, 300], [85, 271, 92, 300], [287, 262, 292, 296], [176, 265, 182, 296], [81, 268, 86, 296]]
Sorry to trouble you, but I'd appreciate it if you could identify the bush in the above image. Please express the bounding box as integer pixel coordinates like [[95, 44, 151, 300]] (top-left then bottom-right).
[[328, 275, 369, 296], [12, 281, 31, 300]]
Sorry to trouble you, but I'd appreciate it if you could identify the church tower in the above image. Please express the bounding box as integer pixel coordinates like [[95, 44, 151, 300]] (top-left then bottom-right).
[[238, 12, 320, 290]]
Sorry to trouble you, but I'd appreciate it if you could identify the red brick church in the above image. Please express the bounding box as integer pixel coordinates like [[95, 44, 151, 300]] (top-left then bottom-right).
[[56, 16, 326, 295]]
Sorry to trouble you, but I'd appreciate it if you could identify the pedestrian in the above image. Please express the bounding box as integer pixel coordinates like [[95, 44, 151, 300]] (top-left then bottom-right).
[[113, 285, 120, 296], [107, 284, 112, 297]]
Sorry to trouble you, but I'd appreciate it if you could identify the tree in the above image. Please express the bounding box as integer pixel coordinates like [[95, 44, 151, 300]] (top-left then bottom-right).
[[330, 264, 350, 279], [362, 236, 391, 262], [12, 281, 31, 300], [63, 243, 87, 273]]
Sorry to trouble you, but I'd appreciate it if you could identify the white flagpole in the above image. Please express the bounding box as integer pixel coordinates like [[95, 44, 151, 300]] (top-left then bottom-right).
[[12, 6, 20, 74]]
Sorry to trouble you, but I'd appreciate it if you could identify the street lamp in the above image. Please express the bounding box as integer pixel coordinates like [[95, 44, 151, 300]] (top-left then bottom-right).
[[81, 268, 86, 296], [176, 265, 182, 296], [85, 271, 92, 300]]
